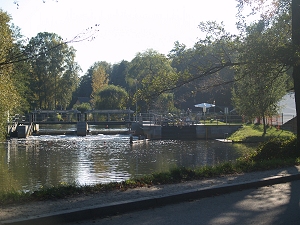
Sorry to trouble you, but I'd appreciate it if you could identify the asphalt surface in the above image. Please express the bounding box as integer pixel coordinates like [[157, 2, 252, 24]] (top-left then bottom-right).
[[2, 166, 300, 225], [65, 179, 300, 225]]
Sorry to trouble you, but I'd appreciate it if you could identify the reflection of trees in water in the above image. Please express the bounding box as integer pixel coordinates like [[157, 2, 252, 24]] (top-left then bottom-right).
[[126, 141, 257, 178], [0, 138, 257, 192], [0, 140, 35, 192]]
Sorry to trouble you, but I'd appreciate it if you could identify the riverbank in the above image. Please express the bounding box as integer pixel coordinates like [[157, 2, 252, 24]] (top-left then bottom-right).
[[228, 124, 295, 142], [0, 123, 298, 223], [0, 124, 297, 206], [1, 165, 300, 224]]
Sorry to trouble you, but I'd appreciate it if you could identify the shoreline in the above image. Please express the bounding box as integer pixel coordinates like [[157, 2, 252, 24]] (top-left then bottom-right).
[[1, 165, 300, 224]]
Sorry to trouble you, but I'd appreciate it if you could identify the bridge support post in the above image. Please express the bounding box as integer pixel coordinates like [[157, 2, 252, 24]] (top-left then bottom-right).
[[17, 125, 28, 138], [77, 121, 88, 136]]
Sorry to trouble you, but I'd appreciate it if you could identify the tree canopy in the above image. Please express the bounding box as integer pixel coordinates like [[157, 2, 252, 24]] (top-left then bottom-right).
[[26, 32, 80, 109], [1, 0, 299, 143], [235, 0, 299, 143], [126, 49, 179, 111], [0, 10, 22, 139], [94, 85, 128, 110]]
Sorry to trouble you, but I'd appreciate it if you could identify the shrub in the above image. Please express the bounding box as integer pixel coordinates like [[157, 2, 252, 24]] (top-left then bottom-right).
[[252, 137, 298, 161]]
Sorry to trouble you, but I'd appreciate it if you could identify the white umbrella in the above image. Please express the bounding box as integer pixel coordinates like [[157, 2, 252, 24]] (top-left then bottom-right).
[[194, 103, 215, 108]]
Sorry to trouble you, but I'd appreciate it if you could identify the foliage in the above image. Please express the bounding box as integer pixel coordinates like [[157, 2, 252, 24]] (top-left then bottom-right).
[[26, 32, 80, 110], [232, 6, 293, 134], [126, 49, 179, 111], [251, 136, 299, 160], [152, 93, 177, 112], [73, 61, 110, 108], [109, 60, 129, 88], [231, 0, 297, 138], [73, 102, 91, 113], [0, 9, 99, 139], [169, 41, 236, 109], [91, 61, 110, 98], [231, 19, 291, 133], [0, 10, 22, 139], [0, 10, 14, 67], [94, 85, 128, 110], [235, 0, 300, 145], [57, 61, 80, 110]]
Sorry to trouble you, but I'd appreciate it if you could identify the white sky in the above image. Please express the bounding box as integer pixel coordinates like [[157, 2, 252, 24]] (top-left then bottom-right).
[[1, 0, 240, 75]]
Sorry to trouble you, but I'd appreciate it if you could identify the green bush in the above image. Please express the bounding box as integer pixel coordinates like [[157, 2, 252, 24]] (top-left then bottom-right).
[[252, 137, 298, 161]]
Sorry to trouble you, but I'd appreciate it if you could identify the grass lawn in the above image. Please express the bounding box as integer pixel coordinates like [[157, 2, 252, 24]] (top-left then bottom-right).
[[228, 124, 296, 142]]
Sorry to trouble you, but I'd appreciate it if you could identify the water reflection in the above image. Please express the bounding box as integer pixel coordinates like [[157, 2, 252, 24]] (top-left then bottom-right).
[[0, 135, 256, 193]]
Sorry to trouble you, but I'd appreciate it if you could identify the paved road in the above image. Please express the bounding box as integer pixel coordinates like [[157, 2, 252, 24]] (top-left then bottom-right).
[[63, 180, 300, 225]]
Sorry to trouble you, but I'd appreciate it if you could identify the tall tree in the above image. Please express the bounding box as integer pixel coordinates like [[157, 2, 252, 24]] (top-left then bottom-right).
[[75, 61, 111, 99], [233, 65, 289, 134], [153, 93, 177, 113], [56, 59, 80, 110], [91, 62, 110, 99], [0, 10, 22, 139], [169, 41, 235, 109], [26, 32, 79, 109], [233, 19, 292, 134], [236, 0, 300, 144], [126, 49, 179, 111], [110, 60, 129, 88]]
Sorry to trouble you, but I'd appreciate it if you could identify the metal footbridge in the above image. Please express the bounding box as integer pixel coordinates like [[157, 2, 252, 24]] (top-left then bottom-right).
[[8, 109, 137, 137]]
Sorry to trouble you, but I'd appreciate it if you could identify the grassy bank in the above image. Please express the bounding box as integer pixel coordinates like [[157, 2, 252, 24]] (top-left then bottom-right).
[[228, 124, 295, 142], [0, 124, 298, 206]]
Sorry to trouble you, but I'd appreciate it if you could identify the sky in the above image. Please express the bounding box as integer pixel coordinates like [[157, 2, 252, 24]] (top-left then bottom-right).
[[1, 0, 240, 75]]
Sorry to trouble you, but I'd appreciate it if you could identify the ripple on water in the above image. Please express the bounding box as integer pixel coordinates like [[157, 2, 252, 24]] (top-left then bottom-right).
[[0, 135, 257, 192]]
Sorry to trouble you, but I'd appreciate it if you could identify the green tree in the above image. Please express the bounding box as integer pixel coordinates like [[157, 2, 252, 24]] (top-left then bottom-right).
[[169, 41, 236, 109], [232, 19, 292, 134], [153, 93, 177, 113], [73, 61, 111, 106], [91, 62, 110, 99], [236, 0, 300, 144], [6, 24, 33, 113], [232, 65, 289, 134], [73, 102, 92, 113], [126, 49, 179, 111], [26, 32, 79, 109], [0, 10, 22, 139], [110, 60, 129, 88], [94, 85, 128, 110], [56, 60, 81, 110]]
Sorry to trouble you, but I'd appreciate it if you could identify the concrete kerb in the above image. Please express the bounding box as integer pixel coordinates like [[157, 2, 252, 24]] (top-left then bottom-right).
[[2, 173, 300, 225]]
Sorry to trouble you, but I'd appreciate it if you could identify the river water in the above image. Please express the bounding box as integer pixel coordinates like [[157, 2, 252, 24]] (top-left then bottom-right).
[[0, 127, 256, 193]]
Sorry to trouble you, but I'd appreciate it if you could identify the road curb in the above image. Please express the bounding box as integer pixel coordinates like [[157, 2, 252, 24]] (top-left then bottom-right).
[[3, 173, 300, 225]]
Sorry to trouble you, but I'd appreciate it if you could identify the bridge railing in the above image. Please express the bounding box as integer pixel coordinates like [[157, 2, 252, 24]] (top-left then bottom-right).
[[30, 110, 81, 123], [29, 109, 136, 123], [138, 112, 163, 125]]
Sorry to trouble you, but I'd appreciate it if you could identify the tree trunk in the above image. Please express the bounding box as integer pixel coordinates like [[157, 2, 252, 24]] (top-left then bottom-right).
[[292, 0, 300, 146], [262, 114, 267, 136]]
